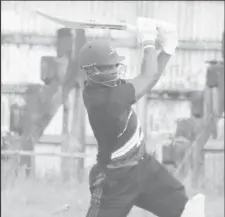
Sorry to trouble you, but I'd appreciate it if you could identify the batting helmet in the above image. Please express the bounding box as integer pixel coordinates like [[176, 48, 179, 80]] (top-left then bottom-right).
[[79, 40, 125, 68]]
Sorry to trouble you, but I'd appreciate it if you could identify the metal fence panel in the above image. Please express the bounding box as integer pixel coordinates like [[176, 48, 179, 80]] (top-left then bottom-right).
[[2, 1, 224, 41], [138, 1, 224, 41]]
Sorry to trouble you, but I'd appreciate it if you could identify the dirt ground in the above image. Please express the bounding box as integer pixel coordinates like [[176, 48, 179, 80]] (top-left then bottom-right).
[[1, 172, 224, 217]]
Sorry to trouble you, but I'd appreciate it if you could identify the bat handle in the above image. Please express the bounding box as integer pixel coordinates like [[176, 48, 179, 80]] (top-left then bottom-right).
[[126, 19, 176, 34]]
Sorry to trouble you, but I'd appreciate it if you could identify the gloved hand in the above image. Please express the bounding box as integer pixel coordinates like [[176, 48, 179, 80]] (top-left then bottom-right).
[[136, 17, 158, 48], [156, 21, 178, 55]]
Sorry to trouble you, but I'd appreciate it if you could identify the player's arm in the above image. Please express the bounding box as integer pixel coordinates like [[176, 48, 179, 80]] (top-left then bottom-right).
[[128, 19, 178, 101], [129, 48, 171, 101]]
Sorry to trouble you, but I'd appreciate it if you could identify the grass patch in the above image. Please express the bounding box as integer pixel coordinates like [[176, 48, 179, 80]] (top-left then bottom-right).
[[1, 170, 224, 217]]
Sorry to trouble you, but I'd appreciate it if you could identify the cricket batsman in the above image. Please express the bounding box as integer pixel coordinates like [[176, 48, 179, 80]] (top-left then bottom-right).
[[79, 18, 205, 217]]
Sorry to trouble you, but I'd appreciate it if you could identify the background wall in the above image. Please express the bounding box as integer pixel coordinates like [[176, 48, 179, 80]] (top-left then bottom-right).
[[1, 0, 224, 174]]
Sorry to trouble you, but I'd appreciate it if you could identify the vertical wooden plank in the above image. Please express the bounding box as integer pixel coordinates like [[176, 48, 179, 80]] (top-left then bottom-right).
[[61, 98, 70, 181], [204, 150, 224, 190], [57, 28, 73, 181], [71, 88, 86, 182], [69, 29, 86, 182], [59, 27, 86, 182], [196, 85, 214, 176]]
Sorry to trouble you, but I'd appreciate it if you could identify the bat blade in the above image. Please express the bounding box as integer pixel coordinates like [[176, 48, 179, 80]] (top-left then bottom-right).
[[36, 10, 129, 31]]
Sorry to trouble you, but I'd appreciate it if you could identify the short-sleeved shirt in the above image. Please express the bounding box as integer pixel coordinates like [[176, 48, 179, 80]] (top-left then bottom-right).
[[83, 79, 146, 165]]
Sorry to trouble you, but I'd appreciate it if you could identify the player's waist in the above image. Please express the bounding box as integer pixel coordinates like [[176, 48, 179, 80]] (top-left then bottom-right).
[[111, 120, 143, 159], [107, 122, 146, 168], [107, 143, 147, 169]]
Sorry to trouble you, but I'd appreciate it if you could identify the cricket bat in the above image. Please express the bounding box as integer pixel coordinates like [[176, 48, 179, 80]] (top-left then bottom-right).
[[36, 10, 176, 34], [36, 10, 136, 31]]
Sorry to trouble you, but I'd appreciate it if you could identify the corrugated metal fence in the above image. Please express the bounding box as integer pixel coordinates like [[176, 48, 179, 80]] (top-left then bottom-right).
[[2, 1, 224, 40], [2, 1, 224, 83], [137, 1, 224, 41]]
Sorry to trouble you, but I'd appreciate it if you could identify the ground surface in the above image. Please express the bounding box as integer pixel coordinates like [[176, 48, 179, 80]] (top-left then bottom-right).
[[1, 171, 224, 217]]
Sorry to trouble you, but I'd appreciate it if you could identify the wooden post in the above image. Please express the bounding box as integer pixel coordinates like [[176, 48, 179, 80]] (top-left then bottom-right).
[[69, 29, 86, 182], [19, 85, 43, 176], [56, 28, 74, 182], [61, 97, 70, 181], [190, 59, 224, 188], [70, 88, 86, 182], [191, 84, 215, 188]]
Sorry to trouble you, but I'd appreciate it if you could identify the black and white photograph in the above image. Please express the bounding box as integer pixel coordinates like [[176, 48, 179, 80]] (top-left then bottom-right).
[[1, 1, 224, 217]]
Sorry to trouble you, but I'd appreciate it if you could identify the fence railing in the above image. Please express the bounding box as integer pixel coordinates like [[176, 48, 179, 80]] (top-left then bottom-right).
[[1, 149, 92, 159]]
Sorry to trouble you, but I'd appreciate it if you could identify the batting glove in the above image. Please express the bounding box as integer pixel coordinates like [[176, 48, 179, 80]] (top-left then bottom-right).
[[157, 21, 178, 55], [136, 17, 158, 48]]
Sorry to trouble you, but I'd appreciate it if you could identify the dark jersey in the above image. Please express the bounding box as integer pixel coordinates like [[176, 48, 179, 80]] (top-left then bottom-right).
[[83, 80, 145, 165]]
